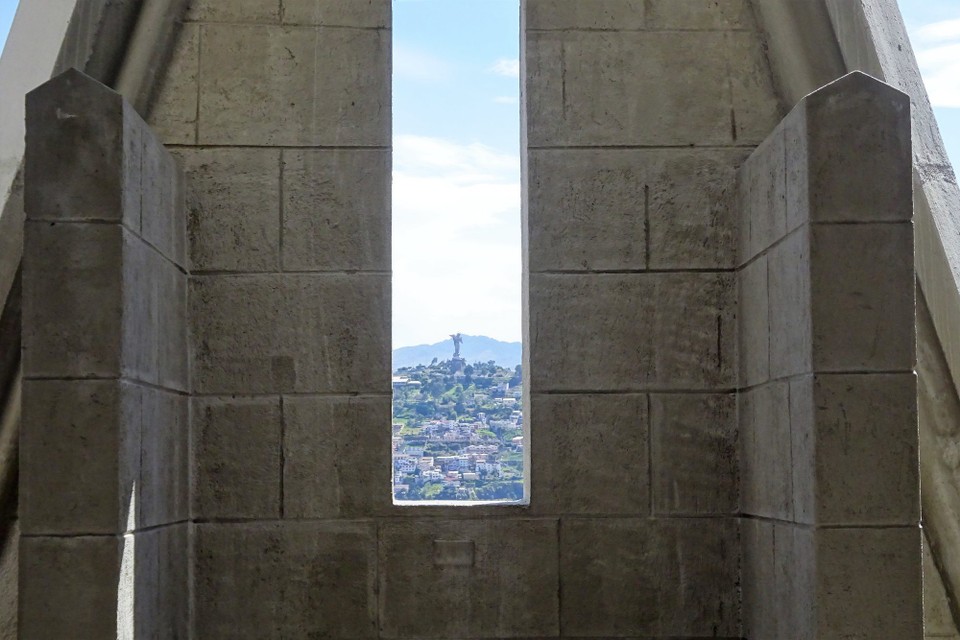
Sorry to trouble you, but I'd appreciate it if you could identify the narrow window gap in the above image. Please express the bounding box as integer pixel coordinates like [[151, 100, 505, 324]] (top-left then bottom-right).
[[391, 0, 524, 505]]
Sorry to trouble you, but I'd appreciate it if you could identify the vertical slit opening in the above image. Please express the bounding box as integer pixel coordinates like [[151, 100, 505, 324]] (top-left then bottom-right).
[[391, 0, 525, 505]]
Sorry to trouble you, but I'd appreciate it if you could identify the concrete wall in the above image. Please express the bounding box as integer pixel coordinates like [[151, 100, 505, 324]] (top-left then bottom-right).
[[15, 0, 921, 637], [521, 0, 778, 636], [20, 69, 188, 638], [154, 0, 785, 635], [738, 72, 919, 639], [149, 1, 393, 637]]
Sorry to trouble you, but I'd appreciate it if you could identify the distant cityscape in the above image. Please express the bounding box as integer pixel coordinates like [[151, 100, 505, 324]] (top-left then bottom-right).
[[392, 335, 524, 502]]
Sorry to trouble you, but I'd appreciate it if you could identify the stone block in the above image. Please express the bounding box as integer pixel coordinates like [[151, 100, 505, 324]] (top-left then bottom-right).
[[561, 517, 738, 637], [528, 149, 740, 271], [191, 396, 282, 519], [148, 22, 199, 145], [281, 148, 390, 271], [810, 223, 914, 372], [810, 373, 918, 526], [194, 521, 377, 638], [198, 24, 389, 146], [526, 149, 646, 271], [281, 0, 390, 27], [186, 0, 280, 23], [121, 231, 159, 385], [645, 0, 754, 30], [121, 232, 187, 391], [24, 221, 123, 378], [814, 527, 921, 638], [525, 0, 645, 30], [789, 374, 815, 523], [19, 535, 122, 639], [647, 149, 743, 269], [737, 125, 786, 264], [175, 148, 281, 272], [25, 69, 135, 226], [190, 274, 390, 394], [530, 393, 648, 515], [140, 388, 189, 528], [134, 524, 191, 639], [923, 535, 960, 637], [525, 31, 732, 147], [283, 395, 391, 518], [803, 72, 912, 223], [728, 31, 784, 145], [158, 263, 188, 391], [741, 519, 776, 640], [140, 128, 186, 268], [739, 254, 768, 387], [745, 523, 816, 640], [21, 380, 138, 535], [784, 103, 809, 234], [529, 272, 735, 391], [768, 226, 812, 380], [739, 381, 792, 519], [650, 392, 737, 514], [379, 519, 559, 638]]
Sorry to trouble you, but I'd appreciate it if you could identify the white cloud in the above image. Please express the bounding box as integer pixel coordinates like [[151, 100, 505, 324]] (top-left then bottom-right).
[[912, 19, 960, 108], [914, 18, 960, 43], [493, 95, 519, 105], [490, 57, 520, 78], [394, 45, 452, 82], [393, 135, 521, 347]]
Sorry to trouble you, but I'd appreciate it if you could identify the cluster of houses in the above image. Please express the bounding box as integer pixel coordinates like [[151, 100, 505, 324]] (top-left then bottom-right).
[[392, 412, 523, 490]]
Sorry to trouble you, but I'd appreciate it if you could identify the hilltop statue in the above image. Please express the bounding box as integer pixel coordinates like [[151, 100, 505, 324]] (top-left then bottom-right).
[[449, 333, 465, 374]]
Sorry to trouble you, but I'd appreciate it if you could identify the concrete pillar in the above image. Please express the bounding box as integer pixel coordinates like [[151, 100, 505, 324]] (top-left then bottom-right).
[[739, 71, 919, 639], [21, 69, 188, 638]]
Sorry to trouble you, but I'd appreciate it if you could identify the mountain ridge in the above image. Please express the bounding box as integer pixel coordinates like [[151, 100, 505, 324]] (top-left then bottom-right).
[[393, 335, 522, 370]]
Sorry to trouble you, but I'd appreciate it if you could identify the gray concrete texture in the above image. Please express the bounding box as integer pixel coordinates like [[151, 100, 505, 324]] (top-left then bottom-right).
[[14, 0, 923, 638], [737, 72, 919, 637], [21, 69, 190, 637]]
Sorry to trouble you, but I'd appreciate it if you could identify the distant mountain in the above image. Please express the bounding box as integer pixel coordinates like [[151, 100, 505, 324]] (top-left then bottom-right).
[[393, 335, 522, 370]]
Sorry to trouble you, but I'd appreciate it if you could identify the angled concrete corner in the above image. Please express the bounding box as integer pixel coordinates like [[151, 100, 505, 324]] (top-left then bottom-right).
[[21, 68, 189, 636], [25, 69, 130, 226], [738, 69, 918, 637], [789, 71, 913, 224]]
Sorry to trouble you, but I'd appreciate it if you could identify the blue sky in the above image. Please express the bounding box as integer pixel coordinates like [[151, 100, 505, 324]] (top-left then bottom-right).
[[899, 0, 960, 169], [392, 0, 521, 348], [0, 0, 956, 348], [0, 1, 14, 57]]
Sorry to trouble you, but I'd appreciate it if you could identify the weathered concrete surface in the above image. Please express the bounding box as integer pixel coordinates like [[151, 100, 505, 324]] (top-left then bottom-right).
[[918, 288, 960, 639], [530, 393, 648, 515], [650, 392, 738, 515], [530, 272, 736, 391], [528, 149, 744, 271], [190, 274, 390, 394], [197, 24, 389, 146], [20, 70, 189, 634], [737, 71, 919, 638], [175, 147, 282, 272], [561, 517, 739, 637], [191, 396, 282, 520], [282, 148, 391, 272], [8, 0, 934, 637], [19, 535, 122, 638], [283, 395, 391, 518], [379, 519, 559, 638], [194, 521, 377, 639], [520, 2, 778, 637]]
